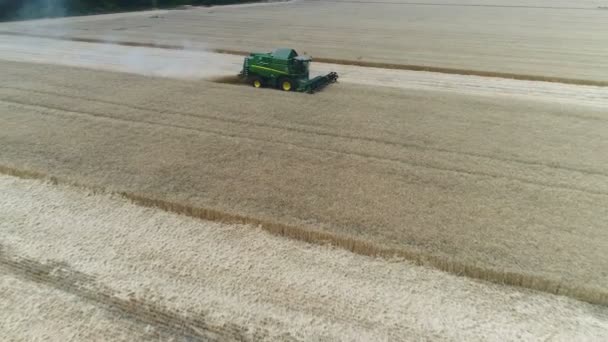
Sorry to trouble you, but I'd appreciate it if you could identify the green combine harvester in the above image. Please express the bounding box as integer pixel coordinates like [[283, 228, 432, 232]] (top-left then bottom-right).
[[238, 48, 338, 93]]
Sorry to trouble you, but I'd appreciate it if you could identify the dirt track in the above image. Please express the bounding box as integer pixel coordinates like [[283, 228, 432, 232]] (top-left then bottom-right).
[[1, 0, 607, 82], [1, 60, 607, 304], [2, 174, 608, 341]]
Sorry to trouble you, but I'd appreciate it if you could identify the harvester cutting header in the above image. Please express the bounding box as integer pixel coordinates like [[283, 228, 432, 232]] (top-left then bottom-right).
[[239, 48, 338, 93]]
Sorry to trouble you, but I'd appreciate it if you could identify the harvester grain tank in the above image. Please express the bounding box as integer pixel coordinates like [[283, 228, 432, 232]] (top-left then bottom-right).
[[239, 48, 338, 93]]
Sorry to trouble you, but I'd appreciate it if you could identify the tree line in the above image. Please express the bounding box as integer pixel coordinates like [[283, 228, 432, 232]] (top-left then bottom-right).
[[0, 0, 257, 21]]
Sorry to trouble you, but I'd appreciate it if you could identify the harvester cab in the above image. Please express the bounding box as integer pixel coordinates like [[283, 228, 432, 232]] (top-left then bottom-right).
[[239, 48, 338, 93]]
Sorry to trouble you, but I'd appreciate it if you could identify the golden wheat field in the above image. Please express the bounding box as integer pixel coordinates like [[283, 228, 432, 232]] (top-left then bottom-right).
[[3, 174, 608, 341], [0, 176, 608, 341], [2, 59, 608, 301], [1, 0, 608, 340]]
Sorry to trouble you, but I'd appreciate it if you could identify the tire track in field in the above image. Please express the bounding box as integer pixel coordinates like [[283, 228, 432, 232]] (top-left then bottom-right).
[[0, 246, 274, 342], [2, 98, 608, 198], [2, 85, 607, 180]]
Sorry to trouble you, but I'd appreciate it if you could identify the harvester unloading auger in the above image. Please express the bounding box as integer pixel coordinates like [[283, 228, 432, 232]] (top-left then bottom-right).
[[238, 48, 338, 93]]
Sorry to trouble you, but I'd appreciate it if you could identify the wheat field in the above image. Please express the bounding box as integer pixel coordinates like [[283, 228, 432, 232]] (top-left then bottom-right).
[[3, 174, 608, 340], [2, 0, 607, 82], [1, 60, 607, 305], [1, 1, 608, 338]]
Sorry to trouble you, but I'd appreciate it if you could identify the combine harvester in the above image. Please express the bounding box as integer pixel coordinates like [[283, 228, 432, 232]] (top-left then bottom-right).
[[239, 48, 338, 93]]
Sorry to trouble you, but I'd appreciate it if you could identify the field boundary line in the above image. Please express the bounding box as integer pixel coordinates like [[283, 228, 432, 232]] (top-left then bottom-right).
[[0, 31, 606, 87], [0, 246, 273, 342], [1, 164, 607, 307]]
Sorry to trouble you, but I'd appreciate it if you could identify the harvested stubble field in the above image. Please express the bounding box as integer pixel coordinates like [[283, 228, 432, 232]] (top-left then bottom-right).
[[1, 60, 608, 306], [2, 174, 608, 340], [1, 34, 606, 108], [1, 0, 607, 82]]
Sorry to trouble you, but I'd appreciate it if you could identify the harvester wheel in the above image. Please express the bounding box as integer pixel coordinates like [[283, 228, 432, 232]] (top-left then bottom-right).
[[250, 76, 263, 88], [278, 77, 294, 92]]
